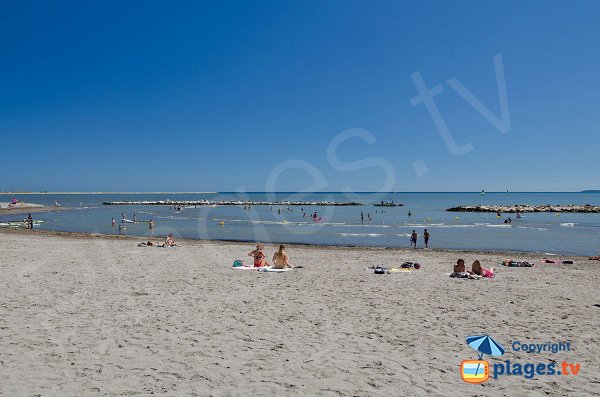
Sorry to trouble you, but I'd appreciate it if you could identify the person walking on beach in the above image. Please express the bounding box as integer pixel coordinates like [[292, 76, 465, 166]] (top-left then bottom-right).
[[423, 229, 430, 248], [26, 213, 33, 229], [410, 230, 418, 248]]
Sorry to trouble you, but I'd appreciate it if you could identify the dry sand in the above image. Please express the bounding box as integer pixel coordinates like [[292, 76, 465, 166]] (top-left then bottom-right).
[[0, 232, 599, 396]]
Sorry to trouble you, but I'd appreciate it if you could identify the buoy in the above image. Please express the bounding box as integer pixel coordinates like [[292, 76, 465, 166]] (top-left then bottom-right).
[[455, 217, 459, 220], [283, 220, 288, 224], [218, 221, 225, 226]]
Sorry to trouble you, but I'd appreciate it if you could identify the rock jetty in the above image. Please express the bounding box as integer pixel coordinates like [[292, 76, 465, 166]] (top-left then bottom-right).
[[447, 204, 600, 213], [103, 200, 363, 206]]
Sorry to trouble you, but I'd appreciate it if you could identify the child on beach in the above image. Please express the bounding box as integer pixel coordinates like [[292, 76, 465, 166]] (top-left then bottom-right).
[[248, 243, 268, 267]]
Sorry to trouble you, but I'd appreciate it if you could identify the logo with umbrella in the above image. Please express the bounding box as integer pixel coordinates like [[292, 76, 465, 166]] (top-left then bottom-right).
[[461, 335, 506, 383]]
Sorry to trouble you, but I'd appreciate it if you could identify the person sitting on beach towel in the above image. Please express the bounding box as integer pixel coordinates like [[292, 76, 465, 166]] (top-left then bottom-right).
[[248, 243, 269, 267], [471, 260, 495, 278], [501, 259, 534, 267], [450, 259, 469, 278], [272, 244, 291, 269], [164, 233, 177, 247], [589, 255, 600, 261], [138, 241, 156, 247]]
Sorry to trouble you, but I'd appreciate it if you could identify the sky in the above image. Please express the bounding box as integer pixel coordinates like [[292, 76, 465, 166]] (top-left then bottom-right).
[[1, 0, 599, 192]]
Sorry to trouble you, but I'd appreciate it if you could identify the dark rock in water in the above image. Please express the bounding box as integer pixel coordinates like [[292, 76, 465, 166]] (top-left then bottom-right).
[[447, 205, 600, 213], [103, 200, 364, 206]]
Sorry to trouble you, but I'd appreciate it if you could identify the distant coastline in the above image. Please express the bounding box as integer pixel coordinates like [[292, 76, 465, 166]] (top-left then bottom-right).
[[0, 192, 219, 195]]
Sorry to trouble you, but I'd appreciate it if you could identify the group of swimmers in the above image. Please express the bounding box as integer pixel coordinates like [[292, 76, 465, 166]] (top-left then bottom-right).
[[247, 243, 291, 269], [451, 259, 495, 278]]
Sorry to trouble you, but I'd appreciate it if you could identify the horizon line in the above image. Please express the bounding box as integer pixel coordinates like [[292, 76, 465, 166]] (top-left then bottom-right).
[[0, 191, 596, 195]]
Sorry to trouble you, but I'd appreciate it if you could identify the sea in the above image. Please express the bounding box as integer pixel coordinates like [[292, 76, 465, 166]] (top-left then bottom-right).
[[1, 192, 599, 255]]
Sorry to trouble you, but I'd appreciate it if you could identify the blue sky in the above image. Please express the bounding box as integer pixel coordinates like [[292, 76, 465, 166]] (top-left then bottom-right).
[[1, 1, 598, 192]]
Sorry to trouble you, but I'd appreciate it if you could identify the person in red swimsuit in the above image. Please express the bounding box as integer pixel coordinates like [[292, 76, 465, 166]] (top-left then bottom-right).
[[248, 243, 269, 267]]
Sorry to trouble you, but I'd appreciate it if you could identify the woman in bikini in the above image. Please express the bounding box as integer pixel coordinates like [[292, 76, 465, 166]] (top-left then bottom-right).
[[470, 260, 495, 278], [248, 243, 268, 267], [272, 244, 291, 269]]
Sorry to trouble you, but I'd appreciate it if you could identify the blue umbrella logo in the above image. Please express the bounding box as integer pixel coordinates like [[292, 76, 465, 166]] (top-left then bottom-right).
[[465, 335, 505, 380], [466, 335, 506, 359]]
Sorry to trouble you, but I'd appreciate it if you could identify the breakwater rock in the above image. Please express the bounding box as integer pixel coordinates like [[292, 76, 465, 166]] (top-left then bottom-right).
[[447, 204, 600, 213], [103, 200, 364, 206]]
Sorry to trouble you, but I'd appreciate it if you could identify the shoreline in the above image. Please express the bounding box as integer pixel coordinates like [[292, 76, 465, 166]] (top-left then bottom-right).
[[0, 227, 590, 260]]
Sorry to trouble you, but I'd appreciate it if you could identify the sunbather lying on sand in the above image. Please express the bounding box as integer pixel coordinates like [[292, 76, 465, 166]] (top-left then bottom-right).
[[471, 260, 495, 278], [449, 259, 469, 278]]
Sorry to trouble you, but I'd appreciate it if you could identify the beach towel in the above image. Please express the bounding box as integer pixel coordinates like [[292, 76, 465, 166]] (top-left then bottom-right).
[[502, 261, 535, 267], [258, 267, 290, 272]]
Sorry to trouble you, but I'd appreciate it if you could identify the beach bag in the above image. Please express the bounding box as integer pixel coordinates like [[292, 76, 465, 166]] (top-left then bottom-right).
[[232, 259, 244, 267], [374, 266, 386, 274]]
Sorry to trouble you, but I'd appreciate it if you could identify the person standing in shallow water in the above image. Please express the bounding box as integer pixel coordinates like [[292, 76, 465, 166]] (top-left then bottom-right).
[[423, 229, 430, 248], [410, 230, 417, 248]]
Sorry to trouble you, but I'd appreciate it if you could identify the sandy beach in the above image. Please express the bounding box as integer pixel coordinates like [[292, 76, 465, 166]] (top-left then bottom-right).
[[0, 231, 598, 396]]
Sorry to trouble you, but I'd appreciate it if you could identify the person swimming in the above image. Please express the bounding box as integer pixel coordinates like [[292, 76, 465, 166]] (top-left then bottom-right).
[[248, 243, 268, 267]]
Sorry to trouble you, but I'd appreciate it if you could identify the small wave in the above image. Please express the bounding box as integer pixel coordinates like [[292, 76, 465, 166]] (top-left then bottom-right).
[[516, 226, 548, 231], [560, 223, 575, 227], [340, 233, 383, 237], [485, 224, 512, 228]]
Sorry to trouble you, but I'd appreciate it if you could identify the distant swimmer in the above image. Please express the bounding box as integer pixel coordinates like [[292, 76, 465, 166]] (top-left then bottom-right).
[[112, 218, 116, 227], [121, 213, 126, 220], [408, 211, 412, 217], [368, 213, 372, 222], [361, 211, 364, 223], [149, 220, 154, 230], [133, 214, 137, 223], [303, 212, 306, 218], [516, 212, 522, 219], [278, 208, 281, 215]]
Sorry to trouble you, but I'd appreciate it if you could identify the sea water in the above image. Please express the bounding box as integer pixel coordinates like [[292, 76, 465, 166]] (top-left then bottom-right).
[[1, 192, 599, 255]]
